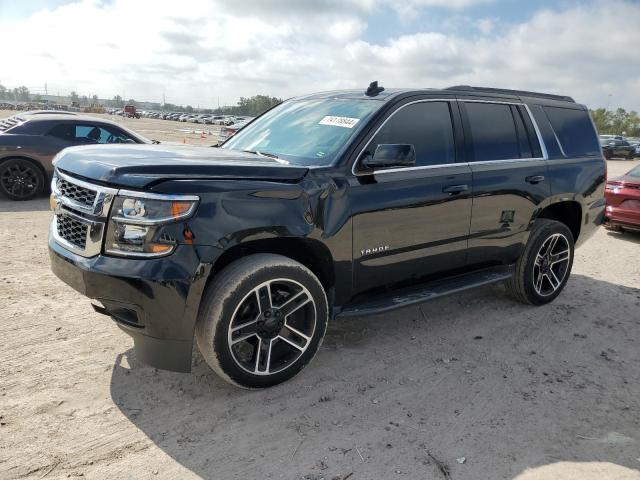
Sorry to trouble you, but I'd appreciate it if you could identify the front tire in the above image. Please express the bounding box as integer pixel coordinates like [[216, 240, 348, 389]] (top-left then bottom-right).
[[0, 158, 45, 200], [506, 219, 574, 305], [195, 254, 328, 388]]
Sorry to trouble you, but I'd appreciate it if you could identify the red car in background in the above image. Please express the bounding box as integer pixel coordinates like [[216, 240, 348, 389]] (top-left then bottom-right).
[[604, 164, 640, 232]]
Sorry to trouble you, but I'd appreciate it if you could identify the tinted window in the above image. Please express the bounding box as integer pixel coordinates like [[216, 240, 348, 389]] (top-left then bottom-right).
[[367, 101, 455, 167], [512, 105, 532, 158], [544, 106, 600, 157], [48, 123, 136, 144], [464, 102, 520, 161]]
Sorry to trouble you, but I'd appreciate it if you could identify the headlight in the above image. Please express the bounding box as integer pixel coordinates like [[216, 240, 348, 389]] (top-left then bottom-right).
[[105, 191, 199, 257]]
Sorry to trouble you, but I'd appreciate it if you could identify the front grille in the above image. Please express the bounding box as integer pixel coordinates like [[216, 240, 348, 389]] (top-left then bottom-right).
[[56, 214, 88, 249], [51, 170, 116, 257], [57, 177, 97, 208]]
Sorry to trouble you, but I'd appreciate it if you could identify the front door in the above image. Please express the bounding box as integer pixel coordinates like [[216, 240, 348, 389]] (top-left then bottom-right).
[[350, 100, 472, 295]]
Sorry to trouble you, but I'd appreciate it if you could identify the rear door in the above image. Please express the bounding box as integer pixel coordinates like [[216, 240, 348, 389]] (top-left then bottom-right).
[[459, 100, 550, 267], [350, 99, 473, 295]]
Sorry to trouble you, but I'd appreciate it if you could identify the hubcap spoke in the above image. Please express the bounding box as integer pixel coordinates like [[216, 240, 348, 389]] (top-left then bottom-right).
[[255, 338, 274, 373], [256, 285, 272, 313], [280, 291, 310, 317], [534, 254, 544, 266], [546, 235, 559, 254], [283, 322, 311, 342], [277, 329, 307, 351], [550, 249, 569, 265], [534, 270, 544, 293]]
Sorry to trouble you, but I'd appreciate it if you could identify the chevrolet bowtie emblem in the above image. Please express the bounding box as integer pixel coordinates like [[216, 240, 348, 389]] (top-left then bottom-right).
[[49, 194, 61, 214]]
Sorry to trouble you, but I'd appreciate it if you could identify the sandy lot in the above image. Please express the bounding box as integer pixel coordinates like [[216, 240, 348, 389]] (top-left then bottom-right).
[[0, 113, 639, 480]]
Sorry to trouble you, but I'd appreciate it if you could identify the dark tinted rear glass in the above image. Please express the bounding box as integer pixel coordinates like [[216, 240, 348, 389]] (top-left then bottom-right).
[[464, 102, 520, 161], [544, 106, 600, 157]]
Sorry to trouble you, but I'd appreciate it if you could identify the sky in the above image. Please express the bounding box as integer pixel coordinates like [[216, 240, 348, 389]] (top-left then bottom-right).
[[1, 0, 639, 110]]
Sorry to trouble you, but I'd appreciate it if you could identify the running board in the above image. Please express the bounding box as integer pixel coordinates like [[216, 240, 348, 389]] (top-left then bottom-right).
[[337, 265, 513, 318]]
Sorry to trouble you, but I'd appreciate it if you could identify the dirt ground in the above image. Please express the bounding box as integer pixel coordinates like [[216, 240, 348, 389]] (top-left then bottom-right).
[[0, 112, 639, 480]]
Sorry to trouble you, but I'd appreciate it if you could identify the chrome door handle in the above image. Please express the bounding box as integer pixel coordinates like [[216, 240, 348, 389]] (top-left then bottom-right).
[[525, 175, 545, 184], [442, 184, 468, 194]]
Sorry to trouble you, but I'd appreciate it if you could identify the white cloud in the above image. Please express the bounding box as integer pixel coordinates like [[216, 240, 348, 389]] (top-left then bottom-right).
[[1, 0, 639, 110]]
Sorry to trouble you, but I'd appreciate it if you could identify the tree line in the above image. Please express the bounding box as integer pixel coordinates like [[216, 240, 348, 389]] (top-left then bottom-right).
[[0, 84, 282, 116], [5, 82, 636, 134], [589, 108, 640, 138]]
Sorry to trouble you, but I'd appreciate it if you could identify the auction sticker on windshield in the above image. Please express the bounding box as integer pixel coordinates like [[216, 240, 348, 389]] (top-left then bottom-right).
[[318, 116, 360, 128]]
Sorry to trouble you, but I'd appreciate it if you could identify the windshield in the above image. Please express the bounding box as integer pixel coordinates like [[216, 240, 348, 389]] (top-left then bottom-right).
[[221, 98, 382, 166], [628, 165, 640, 178]]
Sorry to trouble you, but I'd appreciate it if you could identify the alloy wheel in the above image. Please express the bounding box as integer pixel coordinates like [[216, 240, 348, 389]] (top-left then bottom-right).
[[1, 163, 39, 198], [227, 278, 317, 375], [532, 233, 571, 297]]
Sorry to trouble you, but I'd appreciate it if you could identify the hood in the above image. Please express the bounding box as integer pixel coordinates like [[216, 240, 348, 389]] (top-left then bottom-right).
[[53, 144, 309, 188]]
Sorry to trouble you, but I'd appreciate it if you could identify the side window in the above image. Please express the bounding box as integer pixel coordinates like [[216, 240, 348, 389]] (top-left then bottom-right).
[[47, 124, 75, 141], [71, 124, 136, 144], [367, 101, 455, 167], [543, 106, 600, 157], [511, 105, 532, 159], [464, 102, 520, 162], [97, 124, 137, 144]]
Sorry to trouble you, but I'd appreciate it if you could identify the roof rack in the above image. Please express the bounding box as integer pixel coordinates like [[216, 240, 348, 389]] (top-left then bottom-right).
[[445, 85, 575, 103]]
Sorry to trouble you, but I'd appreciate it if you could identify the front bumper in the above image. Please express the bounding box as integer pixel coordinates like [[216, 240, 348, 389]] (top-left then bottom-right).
[[49, 235, 213, 372]]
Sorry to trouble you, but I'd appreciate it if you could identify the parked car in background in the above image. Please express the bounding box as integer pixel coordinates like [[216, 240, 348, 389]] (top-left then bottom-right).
[[48, 84, 605, 388], [123, 105, 140, 119], [605, 164, 640, 232], [217, 119, 250, 144], [0, 114, 152, 200], [628, 139, 640, 157], [601, 138, 636, 159]]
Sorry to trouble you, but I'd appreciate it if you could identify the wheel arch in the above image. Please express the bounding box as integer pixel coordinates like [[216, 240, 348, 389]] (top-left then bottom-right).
[[536, 200, 582, 242], [208, 237, 336, 302]]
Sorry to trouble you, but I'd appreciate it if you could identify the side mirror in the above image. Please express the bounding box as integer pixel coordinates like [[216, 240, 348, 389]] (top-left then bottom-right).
[[363, 144, 416, 169]]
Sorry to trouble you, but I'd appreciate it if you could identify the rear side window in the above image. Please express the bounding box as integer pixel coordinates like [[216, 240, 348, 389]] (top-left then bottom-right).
[[544, 107, 600, 157], [464, 102, 520, 162], [367, 101, 456, 167]]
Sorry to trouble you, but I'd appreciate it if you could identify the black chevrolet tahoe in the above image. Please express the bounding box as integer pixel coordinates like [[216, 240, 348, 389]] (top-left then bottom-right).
[[49, 84, 606, 388]]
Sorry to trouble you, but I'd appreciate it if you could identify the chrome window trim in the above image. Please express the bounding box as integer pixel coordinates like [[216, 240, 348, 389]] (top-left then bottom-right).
[[351, 98, 549, 177]]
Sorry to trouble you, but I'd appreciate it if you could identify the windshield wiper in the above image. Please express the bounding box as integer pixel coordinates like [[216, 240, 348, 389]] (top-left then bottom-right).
[[242, 149, 279, 159]]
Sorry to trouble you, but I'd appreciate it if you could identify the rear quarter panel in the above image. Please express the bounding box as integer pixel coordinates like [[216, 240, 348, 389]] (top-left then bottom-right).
[[0, 134, 62, 177]]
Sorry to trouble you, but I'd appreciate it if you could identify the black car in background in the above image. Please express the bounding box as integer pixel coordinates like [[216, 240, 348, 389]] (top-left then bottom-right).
[[0, 114, 151, 200], [600, 137, 636, 159], [49, 84, 606, 388]]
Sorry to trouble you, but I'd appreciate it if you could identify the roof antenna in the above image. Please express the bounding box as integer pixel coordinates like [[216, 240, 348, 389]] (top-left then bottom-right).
[[365, 81, 385, 97]]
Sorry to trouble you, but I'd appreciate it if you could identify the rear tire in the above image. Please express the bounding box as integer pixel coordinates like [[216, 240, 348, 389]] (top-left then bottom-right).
[[195, 254, 328, 388], [0, 158, 45, 201], [506, 219, 574, 305]]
